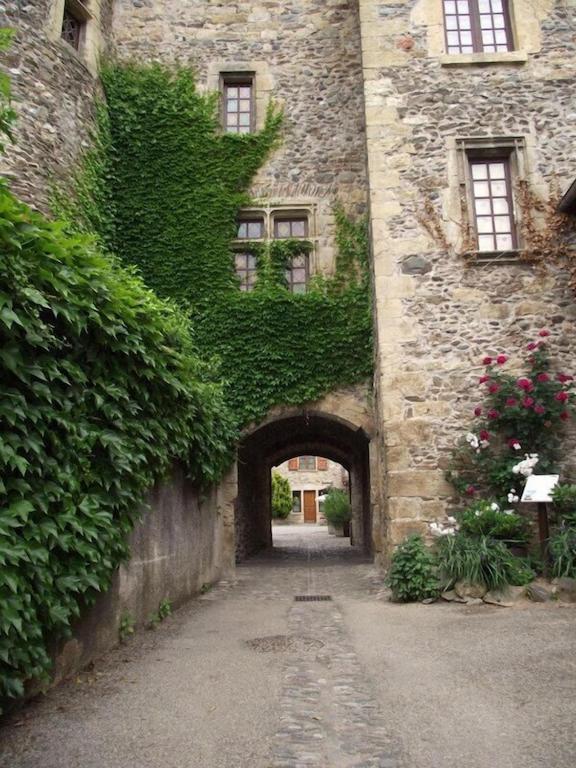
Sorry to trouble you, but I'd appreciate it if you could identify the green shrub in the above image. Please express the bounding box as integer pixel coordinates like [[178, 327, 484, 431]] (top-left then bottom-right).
[[457, 500, 529, 544], [0, 181, 235, 706], [549, 527, 576, 578], [323, 488, 351, 527], [387, 535, 439, 602], [437, 534, 534, 592], [271, 472, 292, 519], [551, 484, 576, 527]]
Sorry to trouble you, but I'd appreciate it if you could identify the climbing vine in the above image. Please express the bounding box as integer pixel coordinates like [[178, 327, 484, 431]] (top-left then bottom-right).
[[63, 62, 373, 427]]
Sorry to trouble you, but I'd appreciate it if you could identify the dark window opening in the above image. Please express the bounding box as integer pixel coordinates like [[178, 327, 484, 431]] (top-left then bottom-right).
[[61, 1, 90, 51], [234, 252, 258, 292]]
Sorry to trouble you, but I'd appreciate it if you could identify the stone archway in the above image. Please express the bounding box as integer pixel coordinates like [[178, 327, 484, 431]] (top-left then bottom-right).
[[235, 409, 373, 561]]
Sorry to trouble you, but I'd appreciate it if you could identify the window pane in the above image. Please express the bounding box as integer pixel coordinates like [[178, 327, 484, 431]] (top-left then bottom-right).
[[460, 16, 471, 29], [457, 0, 469, 11], [247, 221, 263, 238], [444, 1, 457, 13], [460, 31, 472, 45], [238, 125, 250, 134], [492, 198, 509, 214], [227, 99, 238, 112], [494, 215, 512, 233], [492, 0, 503, 11], [477, 217, 494, 233], [471, 164, 488, 180], [235, 253, 247, 268], [490, 180, 507, 196], [227, 87, 238, 98], [473, 181, 490, 197], [276, 221, 291, 238], [292, 269, 306, 282], [489, 163, 506, 179], [496, 233, 513, 250], [446, 16, 458, 29], [292, 283, 306, 294], [291, 220, 306, 237], [495, 30, 508, 44], [493, 13, 505, 27], [247, 255, 258, 268], [478, 0, 491, 10], [475, 199, 492, 215], [482, 30, 495, 45], [447, 31, 460, 45], [462, 45, 474, 52], [239, 86, 251, 98], [478, 234, 495, 251], [292, 254, 306, 268], [237, 223, 248, 238], [239, 113, 250, 126]]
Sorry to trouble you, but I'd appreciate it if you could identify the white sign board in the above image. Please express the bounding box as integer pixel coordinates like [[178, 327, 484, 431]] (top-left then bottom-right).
[[520, 474, 559, 504]]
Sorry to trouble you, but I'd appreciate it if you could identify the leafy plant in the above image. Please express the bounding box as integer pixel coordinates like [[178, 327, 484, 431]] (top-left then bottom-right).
[[549, 527, 576, 579], [119, 614, 135, 643], [271, 472, 292, 519], [57, 62, 373, 429], [551, 483, 576, 527], [457, 500, 529, 544], [147, 598, 172, 629], [0, 181, 236, 707], [322, 489, 351, 528], [387, 535, 439, 602], [437, 534, 534, 592]]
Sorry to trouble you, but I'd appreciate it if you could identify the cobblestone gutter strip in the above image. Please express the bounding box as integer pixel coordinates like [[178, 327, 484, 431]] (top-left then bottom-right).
[[270, 600, 405, 768]]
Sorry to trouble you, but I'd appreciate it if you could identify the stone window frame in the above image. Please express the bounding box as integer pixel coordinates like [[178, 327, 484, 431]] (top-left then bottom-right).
[[412, 0, 554, 66], [456, 136, 527, 261], [232, 203, 318, 292], [47, 0, 102, 75], [207, 62, 274, 133]]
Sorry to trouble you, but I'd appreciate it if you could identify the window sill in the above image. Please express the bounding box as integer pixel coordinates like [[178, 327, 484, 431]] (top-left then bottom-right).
[[440, 51, 528, 67], [466, 250, 526, 265]]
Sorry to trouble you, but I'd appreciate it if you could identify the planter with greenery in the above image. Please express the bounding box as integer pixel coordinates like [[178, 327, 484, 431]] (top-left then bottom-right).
[[323, 489, 351, 537]]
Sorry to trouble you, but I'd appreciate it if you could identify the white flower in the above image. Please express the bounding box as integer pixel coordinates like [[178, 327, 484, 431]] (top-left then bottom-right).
[[512, 442, 521, 450], [503, 509, 515, 516], [465, 432, 479, 450], [511, 453, 539, 478], [507, 489, 519, 504], [429, 519, 458, 538], [490, 502, 499, 512], [447, 516, 457, 525]]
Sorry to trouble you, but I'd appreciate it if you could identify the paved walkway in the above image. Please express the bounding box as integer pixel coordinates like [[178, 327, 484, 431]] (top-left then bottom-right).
[[1, 525, 576, 768]]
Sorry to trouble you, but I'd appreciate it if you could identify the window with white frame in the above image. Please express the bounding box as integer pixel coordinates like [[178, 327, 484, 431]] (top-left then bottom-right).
[[457, 137, 526, 256]]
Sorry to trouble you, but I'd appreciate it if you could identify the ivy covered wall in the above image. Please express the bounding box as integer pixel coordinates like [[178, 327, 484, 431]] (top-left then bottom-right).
[[66, 63, 374, 427]]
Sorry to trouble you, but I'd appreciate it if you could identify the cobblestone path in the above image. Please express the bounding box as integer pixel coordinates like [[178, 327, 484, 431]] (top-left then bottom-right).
[[2, 525, 575, 768]]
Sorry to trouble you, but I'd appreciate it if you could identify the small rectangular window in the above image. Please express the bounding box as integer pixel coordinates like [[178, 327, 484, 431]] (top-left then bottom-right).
[[61, 1, 90, 51], [274, 218, 309, 239], [299, 456, 316, 471], [222, 76, 254, 134], [234, 252, 258, 292], [469, 158, 516, 252], [292, 491, 301, 515], [443, 0, 513, 54]]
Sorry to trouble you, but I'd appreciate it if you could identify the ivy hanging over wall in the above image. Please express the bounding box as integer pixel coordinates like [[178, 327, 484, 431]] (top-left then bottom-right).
[[63, 62, 374, 427]]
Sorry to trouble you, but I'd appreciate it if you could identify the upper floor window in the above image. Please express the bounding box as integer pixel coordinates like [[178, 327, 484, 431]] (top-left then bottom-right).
[[222, 75, 254, 134], [298, 456, 316, 471], [61, 1, 90, 51], [232, 208, 313, 293], [443, 0, 514, 54]]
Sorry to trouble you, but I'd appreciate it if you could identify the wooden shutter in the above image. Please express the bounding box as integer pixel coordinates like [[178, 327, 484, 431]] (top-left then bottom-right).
[[288, 458, 298, 470], [317, 458, 328, 471]]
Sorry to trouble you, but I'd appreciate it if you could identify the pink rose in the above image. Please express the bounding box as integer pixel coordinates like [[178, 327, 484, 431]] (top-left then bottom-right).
[[487, 409, 499, 419], [488, 383, 500, 394], [561, 411, 570, 421], [539, 329, 550, 337], [557, 373, 574, 383], [496, 355, 508, 365], [474, 406, 482, 417], [507, 438, 521, 449], [505, 397, 517, 407], [482, 356, 493, 365], [479, 430, 490, 441], [534, 404, 546, 415], [517, 378, 534, 392], [465, 485, 476, 496], [536, 373, 550, 383], [479, 375, 490, 384], [522, 397, 535, 408], [527, 342, 537, 351], [555, 391, 569, 402]]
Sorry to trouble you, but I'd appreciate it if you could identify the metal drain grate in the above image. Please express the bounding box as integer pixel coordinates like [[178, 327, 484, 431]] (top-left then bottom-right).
[[294, 595, 332, 602]]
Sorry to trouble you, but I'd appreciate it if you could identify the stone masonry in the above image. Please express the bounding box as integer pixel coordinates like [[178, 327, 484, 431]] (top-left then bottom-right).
[[1, 1, 576, 562]]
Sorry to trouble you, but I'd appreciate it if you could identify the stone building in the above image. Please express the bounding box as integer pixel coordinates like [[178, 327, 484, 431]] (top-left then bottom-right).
[[274, 456, 349, 524], [1, 0, 576, 567]]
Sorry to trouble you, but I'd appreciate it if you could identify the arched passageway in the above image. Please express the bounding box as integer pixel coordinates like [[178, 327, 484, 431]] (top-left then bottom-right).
[[236, 410, 372, 561]]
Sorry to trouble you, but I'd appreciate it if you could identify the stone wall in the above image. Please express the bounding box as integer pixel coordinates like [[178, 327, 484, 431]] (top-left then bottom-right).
[[0, 0, 113, 211], [112, 0, 369, 274], [359, 0, 576, 554], [49, 464, 234, 688]]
